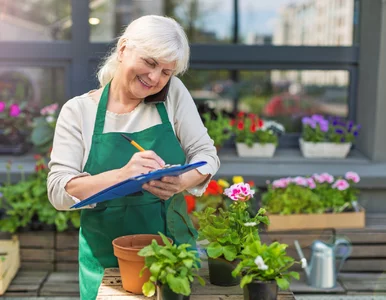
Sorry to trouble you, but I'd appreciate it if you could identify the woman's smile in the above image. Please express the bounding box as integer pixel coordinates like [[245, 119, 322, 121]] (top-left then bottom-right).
[[137, 76, 153, 89]]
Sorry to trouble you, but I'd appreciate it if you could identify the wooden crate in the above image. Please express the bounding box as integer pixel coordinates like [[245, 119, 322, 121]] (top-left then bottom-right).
[[18, 231, 55, 271], [55, 231, 79, 271], [266, 208, 365, 231], [0, 236, 20, 295]]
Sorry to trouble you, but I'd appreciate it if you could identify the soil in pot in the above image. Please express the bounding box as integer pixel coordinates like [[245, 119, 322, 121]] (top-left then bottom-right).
[[243, 280, 278, 300], [157, 284, 190, 300], [112, 234, 172, 294], [208, 256, 240, 286]]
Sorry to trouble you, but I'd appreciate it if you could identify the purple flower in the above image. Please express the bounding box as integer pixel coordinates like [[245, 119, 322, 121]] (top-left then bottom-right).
[[340, 137, 345, 142], [0, 101, 5, 112], [353, 131, 359, 136], [335, 129, 344, 134], [302, 117, 313, 125], [311, 114, 325, 122], [9, 104, 21, 117], [319, 120, 329, 132]]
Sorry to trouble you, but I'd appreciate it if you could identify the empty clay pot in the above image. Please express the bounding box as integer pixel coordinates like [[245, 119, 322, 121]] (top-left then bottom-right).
[[112, 234, 172, 294]]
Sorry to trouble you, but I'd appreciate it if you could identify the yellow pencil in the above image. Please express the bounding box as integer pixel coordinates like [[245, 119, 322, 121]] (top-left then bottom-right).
[[121, 134, 146, 152]]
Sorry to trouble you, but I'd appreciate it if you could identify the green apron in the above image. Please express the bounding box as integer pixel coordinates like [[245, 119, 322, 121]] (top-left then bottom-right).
[[78, 82, 198, 300]]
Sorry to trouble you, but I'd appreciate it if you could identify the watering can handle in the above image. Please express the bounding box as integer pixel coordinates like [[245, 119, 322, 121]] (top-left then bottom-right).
[[334, 238, 352, 273]]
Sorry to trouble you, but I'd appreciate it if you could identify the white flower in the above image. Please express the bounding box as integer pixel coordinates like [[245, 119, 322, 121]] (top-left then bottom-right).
[[46, 116, 55, 123], [301, 258, 307, 269], [244, 222, 257, 227], [254, 256, 269, 270]]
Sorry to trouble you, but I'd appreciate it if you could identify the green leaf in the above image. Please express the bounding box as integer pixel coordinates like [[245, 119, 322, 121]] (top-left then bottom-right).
[[149, 262, 163, 277], [276, 277, 290, 290], [142, 281, 156, 297], [182, 259, 193, 269], [240, 274, 254, 288], [289, 271, 299, 280], [166, 274, 191, 296], [223, 245, 237, 261], [207, 242, 224, 258]]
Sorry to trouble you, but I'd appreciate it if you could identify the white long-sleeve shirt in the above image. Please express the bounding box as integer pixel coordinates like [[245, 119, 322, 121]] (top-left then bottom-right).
[[47, 77, 220, 210]]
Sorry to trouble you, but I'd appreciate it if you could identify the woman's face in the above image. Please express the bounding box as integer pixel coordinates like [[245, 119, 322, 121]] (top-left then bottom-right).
[[117, 47, 175, 100]]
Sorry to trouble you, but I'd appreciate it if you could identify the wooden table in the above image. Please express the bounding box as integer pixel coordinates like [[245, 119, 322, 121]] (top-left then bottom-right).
[[97, 268, 295, 299]]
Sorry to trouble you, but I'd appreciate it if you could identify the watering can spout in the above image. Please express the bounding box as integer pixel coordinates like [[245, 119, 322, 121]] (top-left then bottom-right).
[[294, 240, 310, 279]]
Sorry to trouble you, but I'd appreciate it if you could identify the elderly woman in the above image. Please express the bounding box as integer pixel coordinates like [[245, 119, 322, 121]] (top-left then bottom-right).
[[47, 15, 220, 299]]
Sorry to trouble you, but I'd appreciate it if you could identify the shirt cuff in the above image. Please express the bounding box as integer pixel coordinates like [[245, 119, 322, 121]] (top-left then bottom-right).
[[186, 164, 214, 197]]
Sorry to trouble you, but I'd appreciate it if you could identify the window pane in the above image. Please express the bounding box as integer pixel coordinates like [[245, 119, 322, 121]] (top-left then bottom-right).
[[90, 0, 233, 44], [180, 69, 349, 133], [0, 0, 72, 41], [240, 70, 349, 132], [0, 67, 66, 107], [240, 0, 355, 46]]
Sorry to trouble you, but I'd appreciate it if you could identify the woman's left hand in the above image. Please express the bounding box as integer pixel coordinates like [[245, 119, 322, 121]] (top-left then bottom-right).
[[142, 175, 185, 200]]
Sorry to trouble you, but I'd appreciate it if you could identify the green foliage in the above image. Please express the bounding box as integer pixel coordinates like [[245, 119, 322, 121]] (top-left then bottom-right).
[[0, 157, 80, 233], [262, 184, 324, 215], [31, 116, 55, 154], [138, 232, 204, 297], [194, 203, 269, 262], [232, 240, 299, 289], [202, 112, 232, 148]]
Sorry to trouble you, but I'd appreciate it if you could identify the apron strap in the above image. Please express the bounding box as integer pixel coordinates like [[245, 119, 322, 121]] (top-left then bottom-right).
[[93, 82, 110, 135], [156, 103, 170, 124]]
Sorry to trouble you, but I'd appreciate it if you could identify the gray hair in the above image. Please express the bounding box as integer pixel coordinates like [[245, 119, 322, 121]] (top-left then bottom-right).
[[97, 15, 190, 87]]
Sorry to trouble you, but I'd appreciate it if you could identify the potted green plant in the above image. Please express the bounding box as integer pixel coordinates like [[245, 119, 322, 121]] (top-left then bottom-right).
[[300, 114, 360, 158], [262, 172, 365, 231], [232, 112, 284, 157], [231, 239, 301, 300], [138, 232, 204, 299], [0, 156, 80, 233], [194, 182, 269, 286], [202, 112, 232, 151]]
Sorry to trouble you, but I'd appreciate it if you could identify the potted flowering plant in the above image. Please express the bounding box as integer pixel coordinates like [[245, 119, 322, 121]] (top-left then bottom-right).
[[194, 182, 269, 286], [202, 112, 232, 151], [232, 112, 284, 157], [262, 171, 365, 231], [31, 103, 59, 154], [231, 239, 302, 300], [138, 232, 204, 299], [300, 114, 361, 158], [0, 100, 37, 155]]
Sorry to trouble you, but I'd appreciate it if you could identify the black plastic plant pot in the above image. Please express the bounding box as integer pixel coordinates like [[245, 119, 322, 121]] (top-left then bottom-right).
[[243, 280, 278, 300], [158, 284, 190, 300], [208, 256, 241, 286]]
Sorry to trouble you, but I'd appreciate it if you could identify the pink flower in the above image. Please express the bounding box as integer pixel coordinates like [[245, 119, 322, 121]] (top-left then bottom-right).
[[332, 179, 350, 191], [320, 173, 334, 183], [272, 179, 288, 189], [41, 103, 58, 115], [293, 176, 308, 186], [345, 171, 360, 183], [9, 104, 21, 117], [224, 183, 255, 201], [307, 178, 316, 189], [0, 101, 5, 112]]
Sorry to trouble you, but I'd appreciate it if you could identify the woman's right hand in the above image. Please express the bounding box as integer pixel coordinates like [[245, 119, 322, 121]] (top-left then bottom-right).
[[118, 151, 165, 180]]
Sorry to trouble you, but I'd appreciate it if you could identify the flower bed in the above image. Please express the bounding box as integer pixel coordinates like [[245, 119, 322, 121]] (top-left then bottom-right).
[[262, 171, 365, 231]]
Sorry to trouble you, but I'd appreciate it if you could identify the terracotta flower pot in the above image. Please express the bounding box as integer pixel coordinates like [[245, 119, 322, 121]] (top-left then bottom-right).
[[112, 234, 172, 294]]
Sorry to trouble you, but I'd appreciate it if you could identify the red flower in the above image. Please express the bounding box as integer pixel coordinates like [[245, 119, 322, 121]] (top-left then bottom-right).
[[248, 113, 256, 119], [247, 180, 255, 187], [184, 195, 195, 214], [204, 180, 223, 196], [237, 121, 244, 130], [257, 119, 264, 128], [34, 154, 42, 160], [237, 111, 245, 118], [250, 124, 256, 133], [35, 164, 46, 172], [230, 119, 235, 126]]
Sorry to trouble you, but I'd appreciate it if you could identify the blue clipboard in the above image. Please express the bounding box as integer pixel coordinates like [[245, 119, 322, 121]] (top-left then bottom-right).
[[70, 161, 207, 209]]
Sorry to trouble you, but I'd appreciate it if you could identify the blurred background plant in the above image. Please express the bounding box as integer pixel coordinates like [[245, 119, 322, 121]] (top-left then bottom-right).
[[31, 103, 59, 154], [202, 111, 232, 150], [301, 114, 360, 143], [0, 155, 80, 233]]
